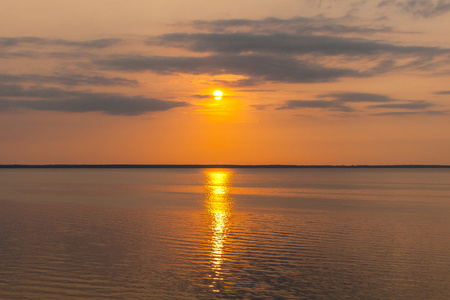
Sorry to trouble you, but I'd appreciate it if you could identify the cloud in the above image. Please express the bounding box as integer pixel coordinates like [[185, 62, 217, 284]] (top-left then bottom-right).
[[277, 99, 352, 112], [277, 92, 438, 114], [218, 78, 265, 87], [372, 110, 447, 116], [0, 83, 70, 98], [0, 83, 187, 116], [0, 51, 38, 59], [368, 100, 434, 109], [0, 37, 122, 61], [238, 89, 278, 92], [278, 92, 395, 111], [152, 32, 447, 57], [435, 90, 450, 94], [398, 0, 450, 17], [379, 0, 450, 17], [145, 23, 449, 85], [319, 92, 394, 102], [0, 37, 121, 49], [96, 54, 364, 84], [0, 73, 137, 87], [191, 94, 211, 99], [191, 16, 393, 35], [250, 104, 272, 110]]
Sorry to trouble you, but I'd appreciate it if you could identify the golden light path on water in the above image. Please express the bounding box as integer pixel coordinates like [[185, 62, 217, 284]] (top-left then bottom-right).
[[204, 169, 233, 292]]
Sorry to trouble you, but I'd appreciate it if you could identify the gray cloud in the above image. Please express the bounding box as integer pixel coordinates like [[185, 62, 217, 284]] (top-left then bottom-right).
[[379, 0, 450, 17], [372, 111, 417, 116], [96, 54, 364, 84], [191, 94, 211, 99], [144, 17, 450, 86], [0, 73, 137, 87], [0, 83, 187, 116], [209, 77, 265, 87], [397, 0, 450, 17], [435, 90, 450, 94], [238, 89, 278, 92], [277, 100, 352, 112], [147, 30, 448, 83], [0, 37, 122, 61], [368, 100, 434, 109], [0, 83, 70, 99], [152, 32, 447, 57], [250, 104, 272, 110], [372, 110, 447, 116], [277, 92, 437, 114], [192, 17, 393, 35], [0, 51, 38, 59], [224, 78, 265, 87], [0, 37, 121, 49], [319, 92, 394, 102]]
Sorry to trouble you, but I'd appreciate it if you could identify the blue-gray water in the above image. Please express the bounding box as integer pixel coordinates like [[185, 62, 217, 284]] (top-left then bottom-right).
[[0, 168, 449, 299]]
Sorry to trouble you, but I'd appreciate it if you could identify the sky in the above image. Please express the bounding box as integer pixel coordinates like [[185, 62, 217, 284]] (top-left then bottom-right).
[[1, 0, 450, 165]]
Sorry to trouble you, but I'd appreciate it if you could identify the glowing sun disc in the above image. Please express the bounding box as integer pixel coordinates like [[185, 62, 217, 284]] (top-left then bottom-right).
[[213, 90, 223, 100]]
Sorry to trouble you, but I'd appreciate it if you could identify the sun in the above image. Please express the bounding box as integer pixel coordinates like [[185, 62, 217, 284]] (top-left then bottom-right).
[[213, 90, 223, 100]]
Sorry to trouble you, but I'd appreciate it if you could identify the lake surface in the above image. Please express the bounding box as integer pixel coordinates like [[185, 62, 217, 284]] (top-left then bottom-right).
[[0, 168, 449, 299]]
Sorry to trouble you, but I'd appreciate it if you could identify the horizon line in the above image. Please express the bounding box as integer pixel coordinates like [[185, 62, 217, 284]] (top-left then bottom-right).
[[1, 164, 450, 169]]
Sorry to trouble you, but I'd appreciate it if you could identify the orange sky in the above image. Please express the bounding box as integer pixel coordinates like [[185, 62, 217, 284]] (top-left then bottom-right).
[[1, 0, 449, 164]]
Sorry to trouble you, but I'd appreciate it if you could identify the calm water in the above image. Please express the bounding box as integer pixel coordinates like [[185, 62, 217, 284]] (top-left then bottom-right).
[[0, 168, 449, 299]]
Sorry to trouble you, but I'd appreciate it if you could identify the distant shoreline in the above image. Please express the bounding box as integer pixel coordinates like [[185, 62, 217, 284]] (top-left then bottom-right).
[[1, 164, 449, 169]]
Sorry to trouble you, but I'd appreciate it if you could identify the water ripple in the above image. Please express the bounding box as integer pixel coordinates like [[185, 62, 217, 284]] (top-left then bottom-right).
[[1, 168, 450, 299]]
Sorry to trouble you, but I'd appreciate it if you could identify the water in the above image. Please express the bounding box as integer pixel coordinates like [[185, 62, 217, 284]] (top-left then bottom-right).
[[0, 168, 449, 299]]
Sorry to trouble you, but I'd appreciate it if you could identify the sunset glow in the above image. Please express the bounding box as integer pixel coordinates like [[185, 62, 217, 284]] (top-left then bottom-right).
[[1, 1, 449, 165]]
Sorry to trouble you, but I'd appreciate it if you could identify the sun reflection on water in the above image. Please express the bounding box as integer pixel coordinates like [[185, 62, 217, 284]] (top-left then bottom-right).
[[204, 169, 233, 292]]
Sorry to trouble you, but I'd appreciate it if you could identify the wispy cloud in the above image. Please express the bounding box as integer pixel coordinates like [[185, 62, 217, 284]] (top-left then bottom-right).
[[372, 110, 447, 116], [0, 37, 121, 49], [0, 73, 137, 87], [379, 0, 450, 17], [277, 92, 439, 115], [277, 99, 353, 112], [191, 16, 393, 35], [319, 92, 393, 102], [238, 89, 278, 92], [250, 104, 272, 110], [277, 92, 394, 112], [3, 17, 448, 91], [191, 94, 212, 99], [1, 17, 448, 119], [96, 54, 364, 83], [368, 100, 434, 109], [0, 83, 187, 116], [137, 17, 450, 87], [152, 32, 447, 56]]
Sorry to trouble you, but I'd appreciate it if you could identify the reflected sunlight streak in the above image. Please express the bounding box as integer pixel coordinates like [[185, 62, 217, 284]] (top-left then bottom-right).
[[204, 169, 233, 292]]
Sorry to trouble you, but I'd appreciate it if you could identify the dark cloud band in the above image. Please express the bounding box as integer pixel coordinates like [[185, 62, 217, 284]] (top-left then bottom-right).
[[191, 16, 393, 35], [0, 84, 187, 116], [152, 32, 447, 56], [0, 37, 121, 49], [0, 73, 137, 87], [96, 54, 364, 83], [277, 92, 438, 115]]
